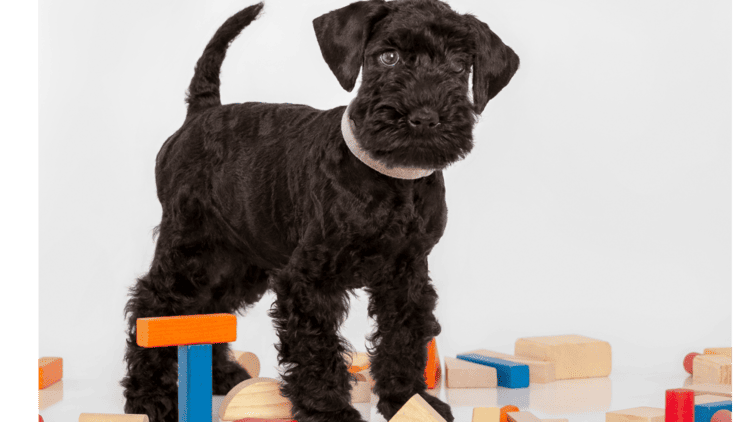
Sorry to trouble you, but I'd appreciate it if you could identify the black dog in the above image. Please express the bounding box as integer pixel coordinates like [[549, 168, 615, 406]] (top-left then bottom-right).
[[122, 1, 518, 421]]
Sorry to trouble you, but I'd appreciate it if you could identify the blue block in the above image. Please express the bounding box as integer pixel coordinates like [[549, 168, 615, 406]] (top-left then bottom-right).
[[178, 344, 212, 422], [456, 353, 529, 388], [695, 400, 732, 422]]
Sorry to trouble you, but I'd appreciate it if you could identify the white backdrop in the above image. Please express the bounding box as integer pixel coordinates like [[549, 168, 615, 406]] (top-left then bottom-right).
[[38, 0, 731, 415]]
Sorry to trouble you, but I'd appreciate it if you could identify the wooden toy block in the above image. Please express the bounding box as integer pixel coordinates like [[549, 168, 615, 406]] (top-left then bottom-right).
[[694, 395, 730, 405], [507, 411, 542, 422], [38, 378, 63, 410], [78, 414, 149, 422], [39, 357, 63, 389], [444, 357, 496, 388], [514, 335, 611, 379], [501, 405, 520, 422], [136, 313, 236, 347], [347, 351, 371, 374], [472, 407, 500, 422], [695, 399, 731, 422], [350, 372, 370, 403], [179, 344, 212, 422], [467, 349, 556, 383], [693, 355, 731, 385], [666, 388, 694, 422], [710, 410, 731, 422], [684, 352, 700, 374], [390, 393, 447, 422], [39, 415, 43, 422], [219, 377, 293, 421], [703, 348, 731, 359], [425, 338, 441, 389], [605, 407, 665, 422], [457, 353, 529, 388], [232, 350, 261, 378], [684, 384, 731, 398]]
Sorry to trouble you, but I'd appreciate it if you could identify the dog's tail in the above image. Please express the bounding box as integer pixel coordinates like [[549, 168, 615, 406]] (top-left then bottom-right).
[[185, 3, 264, 117]]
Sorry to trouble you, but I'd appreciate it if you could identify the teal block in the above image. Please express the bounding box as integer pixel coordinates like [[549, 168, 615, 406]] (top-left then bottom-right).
[[178, 344, 212, 422]]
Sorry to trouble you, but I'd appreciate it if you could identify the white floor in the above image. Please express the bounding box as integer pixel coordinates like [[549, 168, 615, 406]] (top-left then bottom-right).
[[39, 366, 703, 422]]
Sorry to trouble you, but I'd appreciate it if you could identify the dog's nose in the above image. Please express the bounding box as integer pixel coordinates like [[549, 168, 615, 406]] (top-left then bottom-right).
[[408, 108, 440, 129]]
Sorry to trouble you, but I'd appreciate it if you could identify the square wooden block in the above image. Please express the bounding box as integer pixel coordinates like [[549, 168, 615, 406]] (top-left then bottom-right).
[[606, 407, 665, 422]]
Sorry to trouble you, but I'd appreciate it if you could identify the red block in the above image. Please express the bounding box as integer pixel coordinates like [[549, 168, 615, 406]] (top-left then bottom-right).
[[39, 416, 44, 422], [666, 388, 695, 422], [683, 352, 700, 374]]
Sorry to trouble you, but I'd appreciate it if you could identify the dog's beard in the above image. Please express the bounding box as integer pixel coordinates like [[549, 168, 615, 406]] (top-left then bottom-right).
[[352, 97, 476, 170]]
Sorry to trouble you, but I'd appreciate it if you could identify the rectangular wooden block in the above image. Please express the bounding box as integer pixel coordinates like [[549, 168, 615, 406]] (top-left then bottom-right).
[[693, 355, 731, 385], [703, 347, 731, 358], [79, 414, 149, 422], [666, 389, 694, 422], [444, 357, 497, 388], [456, 354, 529, 388], [390, 393, 447, 422], [39, 379, 63, 410], [683, 383, 731, 398], [179, 344, 212, 422], [39, 357, 63, 389], [466, 349, 556, 383], [136, 313, 236, 347], [694, 399, 731, 422], [694, 395, 730, 405], [507, 411, 542, 422], [350, 373, 370, 403], [471, 407, 500, 422], [605, 407, 665, 422], [515, 335, 611, 379]]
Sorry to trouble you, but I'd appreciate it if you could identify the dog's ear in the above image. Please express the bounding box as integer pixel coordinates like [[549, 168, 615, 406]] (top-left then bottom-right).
[[464, 15, 519, 114], [313, 1, 389, 92]]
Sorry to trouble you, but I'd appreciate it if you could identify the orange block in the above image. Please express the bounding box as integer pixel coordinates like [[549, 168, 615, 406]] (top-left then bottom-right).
[[136, 313, 237, 348], [39, 357, 63, 389], [424, 338, 441, 389], [500, 405, 520, 422]]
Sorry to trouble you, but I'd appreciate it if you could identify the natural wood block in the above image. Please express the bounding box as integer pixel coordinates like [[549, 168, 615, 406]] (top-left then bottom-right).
[[444, 357, 496, 388], [219, 377, 293, 421], [683, 383, 731, 398], [390, 393, 447, 422], [703, 348, 731, 359], [472, 407, 500, 422], [507, 411, 542, 422], [38, 379, 63, 410], [695, 395, 731, 405], [467, 349, 556, 383], [605, 407, 665, 422], [350, 372, 370, 403], [39, 357, 63, 389], [425, 338, 441, 389], [693, 355, 731, 385], [347, 351, 371, 374], [515, 335, 611, 379], [79, 414, 149, 422], [136, 314, 237, 347], [232, 350, 261, 378]]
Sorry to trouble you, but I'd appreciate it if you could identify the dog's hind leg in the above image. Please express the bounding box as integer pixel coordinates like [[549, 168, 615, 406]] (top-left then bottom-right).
[[121, 219, 269, 422]]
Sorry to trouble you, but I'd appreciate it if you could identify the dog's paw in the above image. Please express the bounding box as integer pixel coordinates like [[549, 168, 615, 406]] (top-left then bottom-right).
[[376, 392, 454, 422]]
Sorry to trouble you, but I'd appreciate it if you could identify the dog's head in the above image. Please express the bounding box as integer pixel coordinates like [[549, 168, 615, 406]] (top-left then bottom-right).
[[314, 0, 519, 170]]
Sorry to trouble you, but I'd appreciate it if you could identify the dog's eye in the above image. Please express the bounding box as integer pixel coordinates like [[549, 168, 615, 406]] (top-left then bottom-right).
[[450, 60, 464, 73], [379, 51, 399, 67]]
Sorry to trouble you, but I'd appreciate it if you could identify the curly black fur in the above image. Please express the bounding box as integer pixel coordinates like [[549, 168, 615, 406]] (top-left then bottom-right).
[[122, 1, 518, 421]]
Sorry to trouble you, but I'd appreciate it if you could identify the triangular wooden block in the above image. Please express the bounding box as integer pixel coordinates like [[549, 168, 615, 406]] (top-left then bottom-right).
[[219, 377, 293, 421], [390, 393, 447, 422], [231, 350, 261, 379], [444, 357, 496, 388]]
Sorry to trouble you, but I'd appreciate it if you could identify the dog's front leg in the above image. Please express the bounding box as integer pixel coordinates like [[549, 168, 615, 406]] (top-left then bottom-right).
[[366, 256, 454, 422], [269, 241, 366, 422]]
